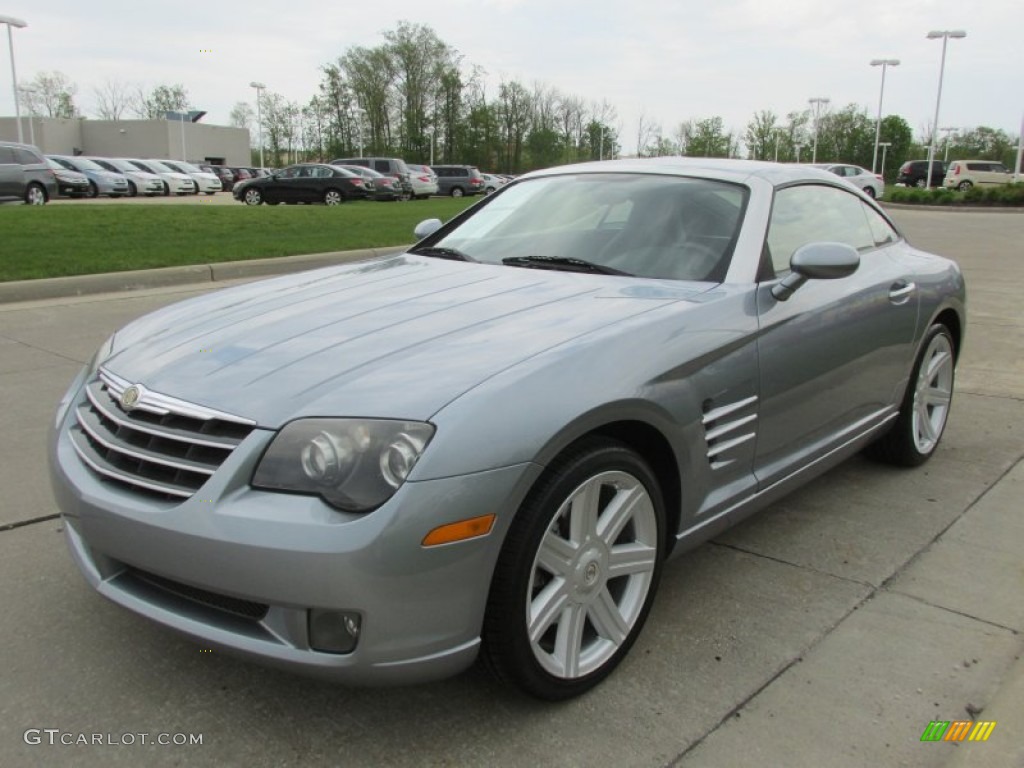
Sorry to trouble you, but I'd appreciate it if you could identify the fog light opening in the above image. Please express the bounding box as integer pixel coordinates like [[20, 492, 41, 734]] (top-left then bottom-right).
[[308, 609, 362, 654]]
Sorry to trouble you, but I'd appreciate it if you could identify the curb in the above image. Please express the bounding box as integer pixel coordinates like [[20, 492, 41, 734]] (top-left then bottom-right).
[[881, 202, 1024, 213], [0, 246, 411, 304]]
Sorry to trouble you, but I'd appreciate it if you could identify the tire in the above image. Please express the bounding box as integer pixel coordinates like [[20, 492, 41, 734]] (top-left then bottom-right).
[[914, 179, 927, 189], [957, 181, 972, 192], [863, 186, 876, 199], [162, 182, 170, 197], [127, 181, 138, 198], [866, 324, 955, 467], [243, 188, 263, 206], [205, 191, 216, 196], [24, 183, 47, 206], [323, 189, 344, 205], [481, 437, 665, 700], [451, 187, 465, 198], [86, 181, 99, 199]]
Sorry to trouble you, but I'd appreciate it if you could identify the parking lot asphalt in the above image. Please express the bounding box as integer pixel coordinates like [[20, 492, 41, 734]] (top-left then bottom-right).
[[0, 209, 1021, 767]]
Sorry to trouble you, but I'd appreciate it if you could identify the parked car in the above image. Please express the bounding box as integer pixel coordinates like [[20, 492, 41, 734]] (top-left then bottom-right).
[[233, 163, 369, 205], [48, 155, 130, 198], [157, 160, 222, 195], [431, 164, 485, 197], [896, 160, 947, 188], [809, 163, 884, 199], [124, 159, 196, 196], [45, 158, 91, 198], [50, 158, 965, 700], [330, 157, 413, 199], [480, 173, 508, 195], [333, 164, 401, 201], [200, 164, 237, 192], [87, 157, 165, 197], [943, 160, 1012, 191], [406, 163, 440, 199], [228, 167, 254, 187], [0, 141, 57, 204]]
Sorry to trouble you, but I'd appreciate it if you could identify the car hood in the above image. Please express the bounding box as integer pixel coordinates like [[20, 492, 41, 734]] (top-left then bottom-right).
[[56, 170, 88, 182], [103, 255, 713, 427]]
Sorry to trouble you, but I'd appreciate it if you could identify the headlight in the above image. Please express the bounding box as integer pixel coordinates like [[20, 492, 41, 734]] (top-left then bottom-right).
[[252, 419, 435, 512], [56, 334, 115, 428], [87, 334, 116, 377]]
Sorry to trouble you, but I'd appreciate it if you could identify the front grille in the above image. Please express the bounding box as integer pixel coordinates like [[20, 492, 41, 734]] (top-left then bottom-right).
[[68, 369, 255, 500], [124, 567, 269, 621]]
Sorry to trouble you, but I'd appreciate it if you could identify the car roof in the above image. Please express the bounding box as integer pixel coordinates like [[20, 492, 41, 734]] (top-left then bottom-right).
[[522, 157, 841, 188]]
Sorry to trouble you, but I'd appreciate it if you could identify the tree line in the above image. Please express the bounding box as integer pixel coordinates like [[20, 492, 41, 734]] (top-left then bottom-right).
[[14, 22, 1021, 177]]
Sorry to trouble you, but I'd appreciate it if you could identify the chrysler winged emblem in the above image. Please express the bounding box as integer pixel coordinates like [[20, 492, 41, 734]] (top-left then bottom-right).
[[120, 384, 143, 411]]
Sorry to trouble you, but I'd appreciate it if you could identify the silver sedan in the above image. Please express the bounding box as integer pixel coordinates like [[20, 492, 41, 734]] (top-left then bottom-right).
[[50, 159, 964, 700]]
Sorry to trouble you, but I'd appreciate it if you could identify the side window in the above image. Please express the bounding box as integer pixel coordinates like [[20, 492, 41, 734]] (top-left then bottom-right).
[[862, 203, 899, 247], [373, 160, 389, 173], [14, 148, 41, 164], [766, 185, 877, 275], [0, 147, 16, 164]]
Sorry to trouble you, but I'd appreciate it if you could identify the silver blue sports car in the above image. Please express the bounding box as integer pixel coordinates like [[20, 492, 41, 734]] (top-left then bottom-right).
[[49, 158, 965, 700]]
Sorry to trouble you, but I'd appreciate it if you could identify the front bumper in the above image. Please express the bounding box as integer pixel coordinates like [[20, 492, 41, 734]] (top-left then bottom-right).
[[49, 375, 538, 685]]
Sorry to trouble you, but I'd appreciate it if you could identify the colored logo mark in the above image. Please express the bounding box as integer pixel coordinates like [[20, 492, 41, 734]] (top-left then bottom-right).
[[920, 720, 996, 742]]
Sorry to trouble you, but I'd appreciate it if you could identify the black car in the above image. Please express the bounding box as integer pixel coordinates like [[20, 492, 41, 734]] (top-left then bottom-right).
[[897, 160, 947, 188], [233, 163, 370, 205]]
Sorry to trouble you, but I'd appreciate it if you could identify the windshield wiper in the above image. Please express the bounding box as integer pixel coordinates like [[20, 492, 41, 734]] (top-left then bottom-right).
[[502, 255, 632, 276], [410, 246, 477, 262]]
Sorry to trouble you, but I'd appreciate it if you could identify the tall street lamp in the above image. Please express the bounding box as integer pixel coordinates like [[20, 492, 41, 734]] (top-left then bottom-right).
[[794, 143, 804, 163], [808, 96, 830, 163], [877, 142, 892, 181], [353, 107, 365, 156], [1, 15, 28, 144], [940, 126, 957, 161], [19, 84, 35, 146], [925, 30, 966, 188], [249, 81, 266, 169], [869, 59, 899, 174]]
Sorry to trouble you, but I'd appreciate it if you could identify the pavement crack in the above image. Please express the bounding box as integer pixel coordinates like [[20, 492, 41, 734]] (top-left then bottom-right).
[[884, 590, 1019, 634], [0, 513, 60, 533], [708, 540, 875, 589]]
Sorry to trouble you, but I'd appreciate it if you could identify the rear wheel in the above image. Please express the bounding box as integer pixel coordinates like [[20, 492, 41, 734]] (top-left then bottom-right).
[[914, 179, 927, 189], [866, 324, 955, 467], [451, 187, 464, 198], [863, 186, 876, 199], [957, 181, 972, 192], [482, 438, 665, 700]]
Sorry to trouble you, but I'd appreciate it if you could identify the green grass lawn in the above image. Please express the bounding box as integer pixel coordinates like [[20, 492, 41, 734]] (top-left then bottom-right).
[[0, 198, 478, 282]]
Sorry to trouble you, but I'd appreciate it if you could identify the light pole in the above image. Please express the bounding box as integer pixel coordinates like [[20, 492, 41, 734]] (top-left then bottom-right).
[[249, 81, 266, 169], [878, 142, 892, 181], [940, 126, 957, 161], [773, 130, 781, 162], [353, 107, 365, 156], [425, 128, 434, 165], [1, 15, 28, 144], [19, 84, 35, 146], [869, 59, 899, 173], [925, 30, 966, 188], [794, 143, 804, 163], [808, 97, 830, 163]]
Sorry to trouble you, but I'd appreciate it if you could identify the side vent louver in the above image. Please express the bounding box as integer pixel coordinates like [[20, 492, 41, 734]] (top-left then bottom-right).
[[701, 395, 758, 470]]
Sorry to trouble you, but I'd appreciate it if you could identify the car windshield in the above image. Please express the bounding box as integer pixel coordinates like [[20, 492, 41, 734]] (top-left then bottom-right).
[[144, 160, 173, 173], [46, 158, 66, 171], [426, 173, 748, 282], [67, 158, 105, 171], [173, 161, 202, 172]]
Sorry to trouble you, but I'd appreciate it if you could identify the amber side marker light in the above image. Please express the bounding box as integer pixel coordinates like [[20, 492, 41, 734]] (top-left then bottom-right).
[[422, 514, 497, 547]]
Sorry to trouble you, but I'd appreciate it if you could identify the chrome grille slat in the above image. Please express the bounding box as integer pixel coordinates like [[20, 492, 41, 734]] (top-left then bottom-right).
[[69, 371, 256, 500]]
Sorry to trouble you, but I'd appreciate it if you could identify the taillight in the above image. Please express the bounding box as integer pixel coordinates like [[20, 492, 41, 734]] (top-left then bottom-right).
[[418, 175, 430, 182], [953, 165, 960, 175], [352, 179, 364, 187], [471, 177, 482, 184], [875, 174, 883, 182]]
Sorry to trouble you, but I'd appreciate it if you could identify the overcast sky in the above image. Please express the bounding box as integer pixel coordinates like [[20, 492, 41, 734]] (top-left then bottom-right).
[[1, 0, 1021, 152]]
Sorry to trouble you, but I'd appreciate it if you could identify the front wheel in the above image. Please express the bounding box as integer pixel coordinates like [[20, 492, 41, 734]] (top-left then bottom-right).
[[866, 324, 955, 467], [243, 188, 263, 206], [323, 189, 344, 205], [86, 181, 99, 199], [127, 181, 138, 197], [25, 183, 47, 205], [481, 438, 665, 700]]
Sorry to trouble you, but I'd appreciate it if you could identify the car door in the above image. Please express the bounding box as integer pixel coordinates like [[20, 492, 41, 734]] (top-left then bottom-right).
[[0, 146, 19, 199], [754, 183, 919, 488]]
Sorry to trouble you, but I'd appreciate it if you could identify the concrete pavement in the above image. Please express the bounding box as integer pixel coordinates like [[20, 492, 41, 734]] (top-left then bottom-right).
[[0, 209, 1021, 767]]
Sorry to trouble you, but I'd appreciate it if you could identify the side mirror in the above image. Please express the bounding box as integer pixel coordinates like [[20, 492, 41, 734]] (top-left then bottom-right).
[[771, 242, 860, 301], [414, 218, 443, 240]]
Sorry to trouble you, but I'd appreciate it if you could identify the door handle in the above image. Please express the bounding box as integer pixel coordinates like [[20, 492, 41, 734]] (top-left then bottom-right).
[[889, 281, 916, 304]]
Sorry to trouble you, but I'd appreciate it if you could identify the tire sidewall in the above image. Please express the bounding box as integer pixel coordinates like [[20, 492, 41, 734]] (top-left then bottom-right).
[[484, 438, 666, 700]]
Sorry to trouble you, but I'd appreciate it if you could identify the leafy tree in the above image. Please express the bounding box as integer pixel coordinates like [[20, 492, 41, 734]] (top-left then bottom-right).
[[744, 110, 779, 160], [21, 71, 78, 118], [131, 84, 190, 119], [687, 117, 732, 157], [497, 80, 532, 170]]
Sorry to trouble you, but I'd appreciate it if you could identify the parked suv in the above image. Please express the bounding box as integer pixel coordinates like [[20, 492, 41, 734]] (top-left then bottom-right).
[[943, 160, 1012, 191], [896, 160, 947, 188], [432, 164, 485, 197], [330, 157, 412, 199], [0, 141, 57, 205]]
